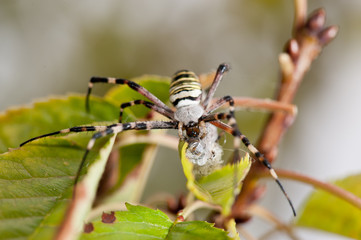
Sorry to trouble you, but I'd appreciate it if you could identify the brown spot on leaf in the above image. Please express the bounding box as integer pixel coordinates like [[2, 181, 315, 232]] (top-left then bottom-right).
[[102, 211, 116, 223], [83, 222, 94, 233]]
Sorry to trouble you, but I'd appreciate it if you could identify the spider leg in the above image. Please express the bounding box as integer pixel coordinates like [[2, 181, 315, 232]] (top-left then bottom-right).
[[86, 77, 174, 119], [202, 63, 230, 110], [19, 125, 111, 146], [76, 120, 178, 184], [208, 96, 297, 117], [119, 100, 174, 123], [202, 113, 296, 216]]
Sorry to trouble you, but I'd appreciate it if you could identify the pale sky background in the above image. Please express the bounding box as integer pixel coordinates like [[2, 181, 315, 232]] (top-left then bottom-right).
[[1, 1, 361, 239]]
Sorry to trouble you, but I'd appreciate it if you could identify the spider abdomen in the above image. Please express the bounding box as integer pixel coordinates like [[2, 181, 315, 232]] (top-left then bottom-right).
[[169, 70, 202, 108]]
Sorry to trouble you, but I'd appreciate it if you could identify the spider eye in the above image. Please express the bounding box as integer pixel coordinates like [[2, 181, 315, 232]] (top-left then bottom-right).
[[186, 126, 200, 138]]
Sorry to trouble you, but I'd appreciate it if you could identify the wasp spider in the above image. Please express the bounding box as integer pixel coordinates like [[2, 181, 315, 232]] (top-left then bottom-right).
[[20, 63, 296, 216]]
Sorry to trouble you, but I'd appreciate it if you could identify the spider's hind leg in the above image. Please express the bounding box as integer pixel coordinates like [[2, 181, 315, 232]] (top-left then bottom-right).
[[202, 95, 240, 163], [203, 113, 297, 216]]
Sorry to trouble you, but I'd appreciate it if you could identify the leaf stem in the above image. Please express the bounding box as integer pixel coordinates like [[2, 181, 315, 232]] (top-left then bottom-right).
[[116, 132, 179, 150], [180, 200, 222, 220], [247, 205, 298, 240]]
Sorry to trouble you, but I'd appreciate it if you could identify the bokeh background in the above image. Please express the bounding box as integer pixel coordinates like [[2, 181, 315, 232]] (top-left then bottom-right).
[[1, 1, 360, 239]]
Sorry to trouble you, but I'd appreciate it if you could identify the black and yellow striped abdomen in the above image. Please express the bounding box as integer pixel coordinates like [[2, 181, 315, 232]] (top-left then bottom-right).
[[169, 70, 202, 107]]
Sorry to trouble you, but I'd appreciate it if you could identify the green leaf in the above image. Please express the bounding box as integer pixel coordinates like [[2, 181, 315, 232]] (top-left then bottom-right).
[[179, 141, 251, 215], [80, 203, 231, 240], [81, 203, 172, 240], [0, 95, 119, 153], [0, 134, 114, 240], [168, 221, 231, 240], [296, 173, 361, 239]]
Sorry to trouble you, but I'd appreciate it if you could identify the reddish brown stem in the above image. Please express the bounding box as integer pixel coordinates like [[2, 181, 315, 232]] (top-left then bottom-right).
[[259, 8, 338, 161], [231, 4, 338, 221], [293, 0, 307, 34]]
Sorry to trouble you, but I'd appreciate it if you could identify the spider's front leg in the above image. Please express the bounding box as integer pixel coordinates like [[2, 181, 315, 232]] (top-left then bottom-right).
[[85, 77, 174, 119], [202, 63, 230, 109]]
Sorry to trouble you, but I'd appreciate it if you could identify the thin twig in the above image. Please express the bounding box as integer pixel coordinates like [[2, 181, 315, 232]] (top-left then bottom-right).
[[247, 204, 298, 240], [116, 132, 179, 150], [231, 97, 297, 116], [237, 226, 258, 240], [179, 200, 222, 220], [293, 0, 307, 34]]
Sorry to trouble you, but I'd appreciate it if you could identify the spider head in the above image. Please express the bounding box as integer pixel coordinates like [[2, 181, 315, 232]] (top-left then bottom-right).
[[185, 121, 200, 138]]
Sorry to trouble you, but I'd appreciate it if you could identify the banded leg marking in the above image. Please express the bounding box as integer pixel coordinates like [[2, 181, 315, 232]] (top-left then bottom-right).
[[19, 125, 112, 147], [207, 95, 239, 114], [203, 63, 230, 110], [119, 100, 173, 123], [75, 120, 178, 184], [86, 77, 173, 119]]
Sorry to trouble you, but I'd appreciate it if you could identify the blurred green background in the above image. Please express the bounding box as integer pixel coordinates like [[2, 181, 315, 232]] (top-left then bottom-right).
[[1, 1, 360, 239]]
